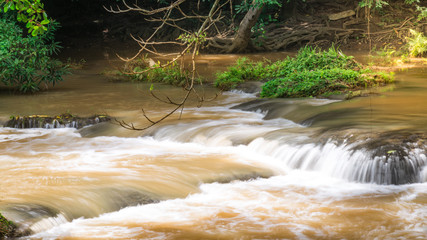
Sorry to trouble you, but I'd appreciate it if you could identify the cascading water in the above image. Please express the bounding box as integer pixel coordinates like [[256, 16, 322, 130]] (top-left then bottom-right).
[[0, 57, 426, 239], [148, 104, 427, 185]]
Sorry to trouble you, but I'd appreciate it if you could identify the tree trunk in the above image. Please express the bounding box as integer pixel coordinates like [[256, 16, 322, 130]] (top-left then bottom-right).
[[207, 1, 264, 53], [225, 3, 264, 53]]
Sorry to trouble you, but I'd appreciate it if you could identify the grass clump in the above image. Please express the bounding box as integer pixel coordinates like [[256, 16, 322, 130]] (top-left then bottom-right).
[[120, 56, 200, 87], [215, 46, 394, 98], [215, 57, 266, 90]]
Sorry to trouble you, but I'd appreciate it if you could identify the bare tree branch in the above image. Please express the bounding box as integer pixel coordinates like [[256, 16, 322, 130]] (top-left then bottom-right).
[[109, 0, 225, 131], [104, 0, 186, 15]]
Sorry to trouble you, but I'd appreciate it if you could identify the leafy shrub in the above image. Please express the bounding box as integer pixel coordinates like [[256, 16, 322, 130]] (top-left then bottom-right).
[[215, 46, 393, 98], [261, 68, 363, 98], [214, 57, 266, 90], [0, 16, 68, 92], [406, 29, 427, 57], [126, 57, 200, 87]]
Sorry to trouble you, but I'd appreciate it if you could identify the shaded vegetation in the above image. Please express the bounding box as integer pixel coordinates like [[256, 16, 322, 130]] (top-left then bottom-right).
[[132, 63, 196, 87], [0, 15, 68, 92], [215, 46, 394, 98], [117, 56, 202, 88]]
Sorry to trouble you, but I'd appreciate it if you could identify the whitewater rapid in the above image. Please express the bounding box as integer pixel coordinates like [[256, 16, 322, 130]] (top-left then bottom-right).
[[0, 91, 426, 239]]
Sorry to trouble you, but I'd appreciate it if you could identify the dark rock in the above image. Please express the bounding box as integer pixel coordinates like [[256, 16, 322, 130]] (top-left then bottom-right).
[[235, 81, 263, 94], [0, 212, 16, 239], [4, 113, 111, 129], [327, 130, 427, 185]]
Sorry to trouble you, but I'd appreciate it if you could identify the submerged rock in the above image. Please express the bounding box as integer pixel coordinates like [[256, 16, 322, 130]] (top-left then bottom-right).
[[235, 81, 263, 94], [323, 130, 427, 185], [352, 132, 426, 185], [4, 113, 111, 129], [0, 212, 16, 239]]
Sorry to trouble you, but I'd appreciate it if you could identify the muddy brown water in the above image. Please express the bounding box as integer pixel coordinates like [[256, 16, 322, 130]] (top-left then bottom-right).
[[0, 50, 426, 239]]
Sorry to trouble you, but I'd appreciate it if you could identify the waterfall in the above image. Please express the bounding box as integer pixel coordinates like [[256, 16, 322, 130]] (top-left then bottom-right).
[[247, 138, 426, 185], [150, 112, 427, 185]]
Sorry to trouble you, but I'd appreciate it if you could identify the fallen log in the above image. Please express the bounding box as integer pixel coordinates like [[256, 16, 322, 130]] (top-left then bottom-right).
[[328, 10, 356, 21]]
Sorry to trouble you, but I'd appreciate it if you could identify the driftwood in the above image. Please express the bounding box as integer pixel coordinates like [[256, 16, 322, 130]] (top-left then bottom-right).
[[328, 10, 355, 21], [254, 22, 362, 51]]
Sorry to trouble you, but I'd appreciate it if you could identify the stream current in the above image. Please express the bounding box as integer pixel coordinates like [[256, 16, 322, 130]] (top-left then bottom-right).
[[0, 52, 426, 239]]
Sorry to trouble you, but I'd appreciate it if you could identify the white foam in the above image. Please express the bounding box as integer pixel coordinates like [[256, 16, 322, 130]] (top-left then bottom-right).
[[31, 175, 427, 239], [30, 213, 69, 233]]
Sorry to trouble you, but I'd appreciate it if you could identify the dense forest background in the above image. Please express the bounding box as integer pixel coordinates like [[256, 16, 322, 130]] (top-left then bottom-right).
[[39, 0, 426, 52]]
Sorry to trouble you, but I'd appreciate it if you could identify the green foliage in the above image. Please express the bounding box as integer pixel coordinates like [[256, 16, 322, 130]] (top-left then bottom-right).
[[359, 0, 426, 20], [0, 0, 50, 36], [405, 0, 427, 20], [261, 68, 363, 98], [0, 212, 16, 238], [370, 45, 398, 66], [235, 0, 281, 13], [215, 46, 360, 90], [260, 46, 371, 98], [215, 57, 266, 90], [128, 59, 197, 87], [0, 16, 68, 92], [233, 0, 281, 45], [178, 32, 207, 46], [415, 5, 427, 20], [215, 46, 393, 98], [406, 29, 427, 57], [359, 0, 389, 9]]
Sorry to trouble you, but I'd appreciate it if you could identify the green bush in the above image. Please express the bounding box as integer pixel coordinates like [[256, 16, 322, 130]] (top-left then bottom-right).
[[0, 16, 68, 93], [261, 68, 363, 98], [214, 57, 266, 90], [406, 29, 427, 57], [215, 46, 393, 98], [127, 58, 200, 87]]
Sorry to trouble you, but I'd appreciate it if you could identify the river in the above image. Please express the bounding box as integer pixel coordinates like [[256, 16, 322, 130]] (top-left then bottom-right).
[[0, 51, 426, 239]]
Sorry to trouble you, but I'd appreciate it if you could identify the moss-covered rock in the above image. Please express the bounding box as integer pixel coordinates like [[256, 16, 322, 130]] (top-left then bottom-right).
[[0, 212, 16, 239], [4, 113, 111, 129]]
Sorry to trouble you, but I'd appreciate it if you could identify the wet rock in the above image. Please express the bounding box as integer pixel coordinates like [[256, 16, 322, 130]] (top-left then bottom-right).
[[325, 130, 427, 185], [2, 190, 159, 238], [235, 81, 263, 94], [232, 99, 297, 120], [3, 203, 64, 237], [97, 187, 160, 210], [355, 132, 426, 184], [0, 212, 16, 239], [4, 113, 111, 129], [206, 172, 273, 184]]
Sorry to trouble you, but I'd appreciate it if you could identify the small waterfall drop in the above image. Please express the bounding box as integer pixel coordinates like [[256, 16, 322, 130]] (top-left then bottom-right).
[[149, 108, 427, 185], [247, 137, 426, 185]]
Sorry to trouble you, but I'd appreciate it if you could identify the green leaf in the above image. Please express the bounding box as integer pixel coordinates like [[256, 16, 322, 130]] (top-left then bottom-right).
[[4, 2, 10, 12], [41, 19, 50, 25]]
